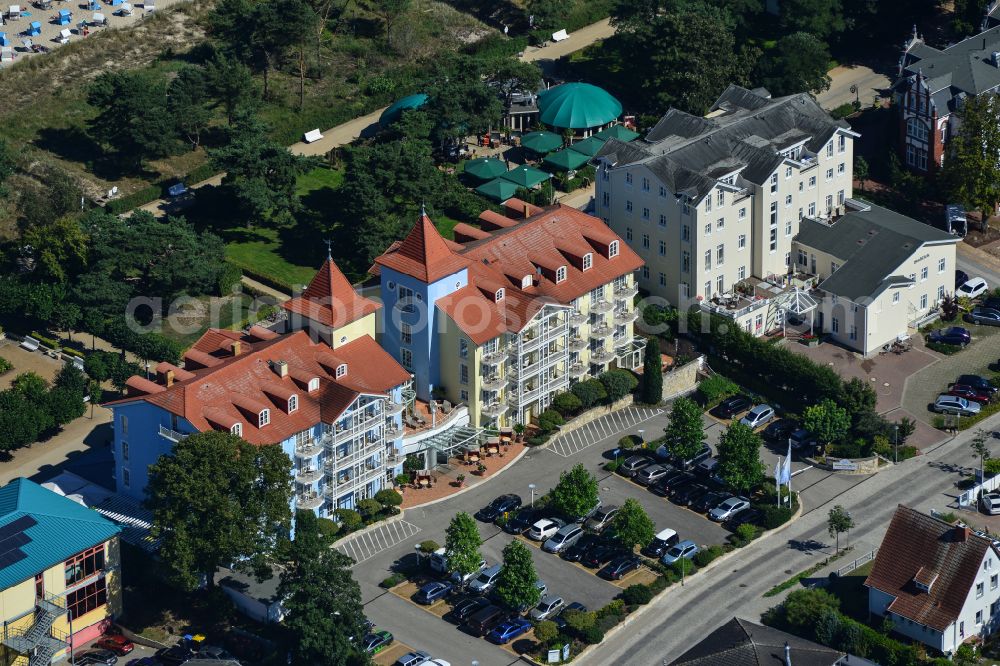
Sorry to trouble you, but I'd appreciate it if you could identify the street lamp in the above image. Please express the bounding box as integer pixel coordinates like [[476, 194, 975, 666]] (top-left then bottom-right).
[[638, 429, 645, 446], [894, 424, 899, 464], [528, 483, 536, 507]]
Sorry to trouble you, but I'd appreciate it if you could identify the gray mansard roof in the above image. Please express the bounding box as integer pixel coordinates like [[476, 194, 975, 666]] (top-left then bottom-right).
[[796, 202, 956, 302], [897, 25, 1000, 113], [595, 85, 850, 202]]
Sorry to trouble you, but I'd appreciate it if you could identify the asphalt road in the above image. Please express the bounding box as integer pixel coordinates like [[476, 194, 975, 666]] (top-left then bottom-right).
[[579, 411, 1000, 665], [958, 245, 1000, 288]]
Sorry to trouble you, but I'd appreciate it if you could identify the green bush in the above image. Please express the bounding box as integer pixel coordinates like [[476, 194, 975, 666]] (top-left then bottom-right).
[[527, 434, 551, 447], [597, 599, 625, 618], [735, 523, 758, 546], [603, 460, 620, 472], [697, 374, 740, 407], [693, 545, 724, 567], [0, 357, 11, 374], [925, 341, 963, 355], [105, 184, 162, 215], [217, 262, 243, 296], [537, 408, 565, 433], [595, 614, 622, 633], [374, 489, 403, 508], [562, 609, 596, 634], [317, 517, 339, 541], [647, 575, 669, 593], [599, 369, 639, 401], [572, 379, 607, 408], [418, 540, 441, 553], [186, 163, 217, 184], [534, 620, 559, 644], [618, 435, 640, 450], [669, 559, 697, 578], [333, 508, 362, 533], [578, 625, 605, 645], [829, 103, 855, 120], [552, 392, 583, 416], [29, 331, 61, 349], [759, 505, 794, 529], [380, 572, 406, 588], [621, 584, 654, 605]]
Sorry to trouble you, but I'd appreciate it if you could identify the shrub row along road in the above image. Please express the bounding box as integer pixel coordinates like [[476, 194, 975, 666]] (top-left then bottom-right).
[[579, 412, 1000, 666]]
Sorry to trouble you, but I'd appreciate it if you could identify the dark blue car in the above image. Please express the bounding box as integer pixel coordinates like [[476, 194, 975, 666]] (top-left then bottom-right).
[[929, 326, 971, 346], [414, 581, 453, 604], [487, 617, 532, 644]]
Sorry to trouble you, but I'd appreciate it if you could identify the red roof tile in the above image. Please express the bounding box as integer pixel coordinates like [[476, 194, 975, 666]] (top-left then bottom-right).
[[282, 258, 381, 328], [865, 505, 994, 631], [374, 213, 472, 283], [106, 330, 408, 446]]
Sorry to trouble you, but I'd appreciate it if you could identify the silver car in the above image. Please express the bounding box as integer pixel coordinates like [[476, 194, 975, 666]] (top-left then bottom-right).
[[739, 404, 775, 430], [709, 497, 750, 522], [584, 505, 620, 532], [933, 394, 981, 416], [983, 492, 1000, 516], [529, 595, 565, 621], [543, 525, 584, 553]]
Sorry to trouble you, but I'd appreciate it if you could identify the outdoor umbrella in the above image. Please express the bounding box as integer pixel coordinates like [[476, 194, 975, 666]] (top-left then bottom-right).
[[500, 164, 551, 189], [475, 178, 519, 203], [569, 135, 606, 157], [463, 157, 508, 182], [542, 148, 589, 172], [537, 83, 623, 130], [520, 130, 563, 155], [595, 124, 640, 142]]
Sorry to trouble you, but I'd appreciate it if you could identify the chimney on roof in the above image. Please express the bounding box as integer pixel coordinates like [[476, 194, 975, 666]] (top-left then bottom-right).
[[164, 369, 174, 388], [231, 340, 242, 356], [784, 642, 791, 666], [271, 360, 289, 378], [956, 525, 971, 542]]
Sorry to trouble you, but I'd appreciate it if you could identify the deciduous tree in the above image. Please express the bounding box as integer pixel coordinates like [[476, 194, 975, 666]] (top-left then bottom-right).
[[755, 32, 831, 95], [147, 431, 293, 590], [610, 498, 655, 550], [444, 512, 483, 582], [827, 505, 854, 553], [803, 399, 849, 452], [494, 540, 540, 610], [549, 464, 599, 519], [717, 422, 765, 495], [941, 95, 1000, 229], [664, 396, 705, 461]]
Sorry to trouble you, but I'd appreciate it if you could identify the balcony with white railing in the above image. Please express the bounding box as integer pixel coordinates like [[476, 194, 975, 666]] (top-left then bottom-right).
[[385, 423, 403, 440], [482, 401, 509, 419], [613, 334, 633, 349], [296, 492, 325, 510], [590, 299, 614, 314], [482, 347, 508, 365], [386, 401, 405, 415], [158, 425, 189, 443], [614, 309, 639, 326], [295, 467, 324, 484], [568, 335, 587, 351], [590, 347, 614, 364], [614, 283, 638, 300], [296, 438, 324, 459], [590, 324, 613, 339], [483, 374, 507, 391], [569, 311, 587, 325], [568, 363, 587, 378]]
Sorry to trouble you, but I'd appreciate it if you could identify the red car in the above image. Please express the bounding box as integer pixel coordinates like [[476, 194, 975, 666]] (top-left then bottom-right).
[[949, 385, 993, 404], [96, 634, 133, 655]]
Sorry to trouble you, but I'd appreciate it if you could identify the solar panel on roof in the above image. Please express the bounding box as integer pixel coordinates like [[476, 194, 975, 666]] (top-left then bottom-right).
[[0, 516, 38, 542], [0, 549, 27, 570], [0, 532, 31, 554]]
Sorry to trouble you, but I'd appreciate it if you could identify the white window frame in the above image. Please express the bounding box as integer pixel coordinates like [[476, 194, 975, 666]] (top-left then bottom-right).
[[609, 240, 619, 258], [556, 266, 567, 283], [288, 394, 299, 412], [259, 409, 270, 428]]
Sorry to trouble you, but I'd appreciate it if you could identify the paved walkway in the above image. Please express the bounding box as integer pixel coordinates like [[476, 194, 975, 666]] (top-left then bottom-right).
[[400, 441, 525, 509], [239, 276, 289, 302], [520, 18, 613, 63], [815, 65, 891, 110]]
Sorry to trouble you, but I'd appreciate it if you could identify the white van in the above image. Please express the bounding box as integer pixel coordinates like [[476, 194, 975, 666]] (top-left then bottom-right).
[[429, 548, 449, 574]]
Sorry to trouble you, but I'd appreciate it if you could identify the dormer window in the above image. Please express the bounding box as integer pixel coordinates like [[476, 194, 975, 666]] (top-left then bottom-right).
[[335, 364, 348, 379], [582, 253, 593, 271], [521, 274, 532, 288], [231, 423, 242, 437], [259, 409, 270, 428], [307, 378, 320, 392], [495, 288, 505, 302], [609, 240, 619, 258], [288, 395, 298, 413], [556, 266, 567, 283]]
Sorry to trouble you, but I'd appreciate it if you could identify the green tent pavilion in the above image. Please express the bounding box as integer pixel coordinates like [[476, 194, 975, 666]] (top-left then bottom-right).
[[568, 135, 607, 157], [537, 83, 623, 130], [595, 124, 640, 142], [463, 157, 508, 182], [501, 164, 552, 189], [379, 93, 428, 125], [475, 178, 519, 203], [520, 130, 563, 155], [542, 148, 590, 172]]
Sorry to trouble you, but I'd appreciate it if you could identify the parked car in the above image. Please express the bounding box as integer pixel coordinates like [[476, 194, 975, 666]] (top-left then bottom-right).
[[957, 276, 989, 299], [157, 646, 194, 664], [543, 524, 584, 553], [415, 581, 454, 605], [661, 539, 700, 565], [75, 651, 118, 666], [96, 635, 133, 656], [949, 385, 994, 404], [982, 492, 1000, 516], [740, 404, 775, 429], [466, 604, 506, 636], [965, 307, 1000, 327], [599, 555, 642, 580], [933, 394, 981, 416], [195, 645, 235, 660], [764, 418, 797, 442], [692, 490, 730, 514], [982, 296, 1000, 311], [956, 269, 970, 288], [576, 497, 604, 524], [450, 559, 488, 586], [584, 505, 620, 532], [641, 528, 679, 558], [363, 630, 393, 655], [651, 471, 693, 496], [394, 651, 432, 666], [955, 375, 999, 395], [581, 544, 622, 568], [709, 497, 751, 522], [725, 507, 763, 530], [510, 580, 548, 612], [675, 445, 713, 471], [487, 617, 532, 644], [619, 455, 652, 477], [714, 395, 752, 418], [672, 482, 710, 506], [503, 508, 543, 534], [528, 518, 566, 541], [788, 429, 817, 451], [553, 602, 588, 631], [929, 327, 972, 346], [562, 533, 602, 562], [469, 564, 503, 595], [450, 596, 491, 623], [694, 457, 718, 477], [476, 494, 522, 522], [529, 596, 566, 621], [633, 464, 670, 486]]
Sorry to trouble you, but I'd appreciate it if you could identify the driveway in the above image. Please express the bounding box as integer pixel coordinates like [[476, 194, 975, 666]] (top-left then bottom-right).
[[815, 65, 891, 110], [902, 322, 1000, 424]]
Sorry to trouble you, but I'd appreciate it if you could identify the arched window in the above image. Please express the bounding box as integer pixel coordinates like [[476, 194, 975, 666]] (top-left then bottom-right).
[[307, 378, 320, 392], [258, 409, 270, 428], [521, 275, 532, 288], [556, 266, 567, 283], [288, 395, 298, 413], [336, 364, 348, 378], [582, 253, 593, 271], [231, 423, 242, 437], [907, 117, 928, 142], [495, 288, 505, 301], [609, 240, 619, 258]]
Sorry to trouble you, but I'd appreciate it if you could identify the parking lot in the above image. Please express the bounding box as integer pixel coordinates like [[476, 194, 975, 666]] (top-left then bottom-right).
[[548, 406, 665, 457], [336, 519, 422, 565]]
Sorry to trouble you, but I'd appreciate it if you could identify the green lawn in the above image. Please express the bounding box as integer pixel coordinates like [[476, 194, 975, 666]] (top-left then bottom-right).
[[296, 166, 344, 197], [159, 293, 256, 349], [435, 214, 462, 240], [224, 227, 319, 291]]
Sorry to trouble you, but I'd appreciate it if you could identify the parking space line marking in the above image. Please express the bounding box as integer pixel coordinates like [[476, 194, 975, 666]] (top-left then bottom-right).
[[364, 531, 380, 554], [340, 520, 422, 566]]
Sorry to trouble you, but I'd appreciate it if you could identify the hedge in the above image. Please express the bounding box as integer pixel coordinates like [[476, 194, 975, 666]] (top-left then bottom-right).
[[104, 162, 219, 216], [925, 341, 963, 355], [696, 374, 739, 407], [0, 357, 12, 375]]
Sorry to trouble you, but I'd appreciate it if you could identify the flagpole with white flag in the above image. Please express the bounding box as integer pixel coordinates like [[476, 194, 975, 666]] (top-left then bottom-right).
[[783, 440, 793, 507], [774, 456, 782, 506]]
